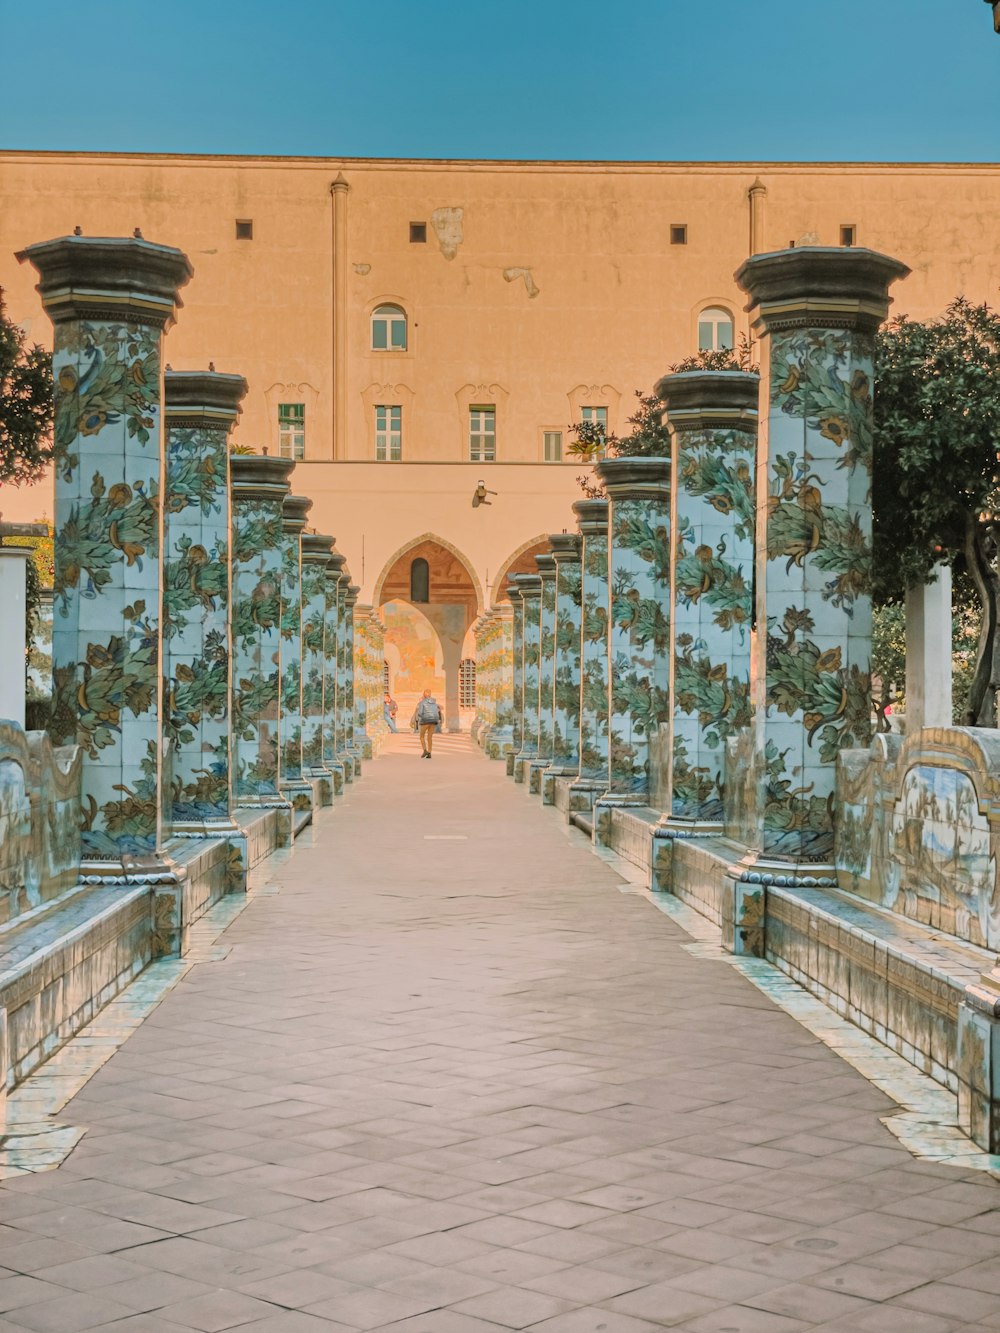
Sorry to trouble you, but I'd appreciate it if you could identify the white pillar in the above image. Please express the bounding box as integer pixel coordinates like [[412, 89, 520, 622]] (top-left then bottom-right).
[[905, 565, 953, 729], [0, 549, 28, 729]]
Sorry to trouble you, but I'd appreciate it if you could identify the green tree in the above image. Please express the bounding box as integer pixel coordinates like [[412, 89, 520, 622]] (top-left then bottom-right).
[[871, 602, 906, 731], [872, 297, 1000, 724], [0, 289, 53, 485]]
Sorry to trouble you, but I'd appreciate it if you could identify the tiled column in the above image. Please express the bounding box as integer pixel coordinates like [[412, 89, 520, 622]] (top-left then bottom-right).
[[279, 493, 314, 808], [333, 563, 356, 780], [543, 533, 582, 804], [230, 455, 294, 829], [354, 602, 374, 760], [163, 370, 246, 837], [471, 616, 489, 745], [511, 573, 541, 784], [734, 246, 907, 879], [23, 233, 191, 879], [324, 551, 348, 792], [344, 584, 363, 773], [654, 371, 758, 836], [504, 585, 525, 776], [487, 602, 516, 761], [300, 532, 335, 805], [527, 553, 557, 793], [596, 458, 671, 809], [569, 500, 610, 809], [368, 610, 387, 754]]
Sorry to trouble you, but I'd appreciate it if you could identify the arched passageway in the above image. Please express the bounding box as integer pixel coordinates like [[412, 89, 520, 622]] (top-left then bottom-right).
[[374, 535, 481, 732]]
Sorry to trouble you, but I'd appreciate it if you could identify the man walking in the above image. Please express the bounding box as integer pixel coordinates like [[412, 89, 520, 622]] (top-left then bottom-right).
[[411, 688, 441, 759]]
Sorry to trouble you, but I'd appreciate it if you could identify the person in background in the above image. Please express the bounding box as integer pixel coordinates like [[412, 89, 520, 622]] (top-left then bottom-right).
[[410, 688, 441, 759], [384, 691, 398, 733]]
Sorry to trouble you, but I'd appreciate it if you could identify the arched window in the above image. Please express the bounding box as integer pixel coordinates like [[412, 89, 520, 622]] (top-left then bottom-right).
[[698, 307, 734, 352], [372, 304, 407, 352], [410, 557, 429, 603]]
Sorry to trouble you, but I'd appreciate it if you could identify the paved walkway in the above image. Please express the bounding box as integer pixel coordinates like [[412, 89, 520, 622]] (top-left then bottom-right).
[[2, 737, 1000, 1332]]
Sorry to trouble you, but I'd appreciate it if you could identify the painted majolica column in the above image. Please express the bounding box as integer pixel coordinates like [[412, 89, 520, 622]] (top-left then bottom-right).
[[300, 532, 335, 804], [655, 371, 758, 830], [344, 584, 363, 772], [597, 458, 671, 806], [163, 370, 247, 835], [546, 534, 583, 788], [23, 234, 192, 877], [528, 553, 557, 792], [324, 551, 348, 791], [279, 493, 313, 804], [368, 610, 387, 753], [354, 601, 375, 759], [334, 563, 356, 779], [511, 573, 542, 783], [570, 499, 610, 808], [735, 246, 907, 872], [230, 455, 294, 819], [487, 602, 515, 760], [505, 584, 525, 775]]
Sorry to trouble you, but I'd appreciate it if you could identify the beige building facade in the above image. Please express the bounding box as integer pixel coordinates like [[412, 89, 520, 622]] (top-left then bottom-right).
[[2, 153, 1000, 711]]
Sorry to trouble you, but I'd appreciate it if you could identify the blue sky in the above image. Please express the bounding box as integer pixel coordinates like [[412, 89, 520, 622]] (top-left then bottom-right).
[[2, 0, 997, 161]]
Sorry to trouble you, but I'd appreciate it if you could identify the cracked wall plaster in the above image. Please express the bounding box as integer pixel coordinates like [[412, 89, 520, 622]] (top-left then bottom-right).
[[431, 207, 464, 260], [503, 267, 539, 299]]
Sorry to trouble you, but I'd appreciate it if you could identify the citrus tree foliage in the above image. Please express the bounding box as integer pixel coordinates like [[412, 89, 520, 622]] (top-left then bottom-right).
[[0, 290, 52, 486], [871, 602, 906, 731], [872, 298, 1000, 724], [568, 391, 673, 497]]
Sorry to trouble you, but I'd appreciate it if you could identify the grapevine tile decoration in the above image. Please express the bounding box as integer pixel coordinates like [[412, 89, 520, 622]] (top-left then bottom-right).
[[229, 454, 294, 808], [506, 585, 524, 761], [344, 584, 363, 770], [278, 493, 312, 801], [325, 552, 348, 791], [548, 534, 582, 774], [597, 459, 671, 800], [163, 371, 247, 833], [535, 553, 557, 765], [23, 235, 192, 870], [573, 500, 610, 793], [512, 573, 541, 774], [300, 532, 335, 790], [736, 246, 909, 864], [657, 371, 758, 826]]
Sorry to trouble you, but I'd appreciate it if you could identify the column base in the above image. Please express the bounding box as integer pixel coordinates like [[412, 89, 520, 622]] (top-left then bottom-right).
[[526, 756, 552, 795], [511, 750, 537, 784], [78, 850, 188, 887], [566, 776, 607, 815], [485, 726, 514, 761], [171, 815, 244, 840], [541, 764, 578, 805], [723, 851, 839, 958], [959, 974, 1000, 1152], [305, 765, 336, 806]]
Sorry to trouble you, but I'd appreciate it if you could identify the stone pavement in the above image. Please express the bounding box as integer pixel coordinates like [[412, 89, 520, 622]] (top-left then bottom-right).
[[2, 738, 1000, 1332]]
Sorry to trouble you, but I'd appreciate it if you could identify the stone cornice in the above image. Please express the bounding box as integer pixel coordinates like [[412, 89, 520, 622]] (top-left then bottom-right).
[[548, 532, 582, 561], [655, 370, 759, 434], [230, 454, 294, 502], [165, 370, 248, 431], [282, 493, 312, 532], [596, 457, 670, 500], [735, 246, 909, 335], [301, 532, 335, 563], [18, 234, 193, 329], [572, 499, 609, 538]]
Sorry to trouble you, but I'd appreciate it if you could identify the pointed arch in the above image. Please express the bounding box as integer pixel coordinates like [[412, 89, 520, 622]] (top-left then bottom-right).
[[492, 535, 550, 603], [373, 532, 484, 616]]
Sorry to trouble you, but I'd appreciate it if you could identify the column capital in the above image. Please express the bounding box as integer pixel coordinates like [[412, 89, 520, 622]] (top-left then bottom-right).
[[230, 453, 294, 502], [18, 234, 192, 329], [735, 246, 909, 336], [330, 173, 350, 194], [345, 584, 360, 609], [535, 552, 557, 581], [301, 532, 335, 564], [506, 580, 523, 602], [596, 456, 670, 501], [513, 572, 542, 600], [326, 550, 347, 581], [548, 532, 582, 562], [165, 369, 248, 432], [572, 499, 609, 537], [655, 370, 759, 434], [282, 493, 313, 533]]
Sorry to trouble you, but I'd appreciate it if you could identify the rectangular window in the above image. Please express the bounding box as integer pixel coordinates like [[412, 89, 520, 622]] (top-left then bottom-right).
[[543, 430, 563, 462], [278, 403, 305, 460], [235, 219, 253, 240], [375, 404, 402, 461], [581, 406, 608, 429], [409, 222, 427, 243], [670, 224, 688, 245], [469, 406, 496, 462], [840, 224, 857, 247]]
